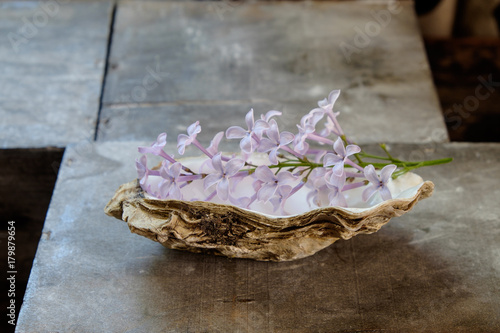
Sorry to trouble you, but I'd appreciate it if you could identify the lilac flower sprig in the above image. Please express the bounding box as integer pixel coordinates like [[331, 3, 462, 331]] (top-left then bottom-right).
[[135, 90, 452, 215]]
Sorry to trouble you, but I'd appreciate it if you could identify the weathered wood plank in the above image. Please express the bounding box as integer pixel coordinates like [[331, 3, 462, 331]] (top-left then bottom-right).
[[100, 1, 448, 144], [16, 141, 500, 332], [0, 1, 113, 148]]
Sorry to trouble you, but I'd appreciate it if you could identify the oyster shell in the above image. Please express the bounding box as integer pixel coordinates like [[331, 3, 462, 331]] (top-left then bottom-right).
[[104, 168, 434, 261]]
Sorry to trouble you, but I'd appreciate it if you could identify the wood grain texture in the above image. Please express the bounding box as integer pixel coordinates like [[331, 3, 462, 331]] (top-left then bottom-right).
[[99, 1, 448, 145], [0, 1, 112, 148], [17, 141, 500, 332]]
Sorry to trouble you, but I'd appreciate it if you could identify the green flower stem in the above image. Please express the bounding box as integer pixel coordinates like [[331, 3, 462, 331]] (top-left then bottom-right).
[[379, 143, 394, 160], [358, 153, 396, 161], [356, 157, 452, 169], [244, 156, 452, 180]]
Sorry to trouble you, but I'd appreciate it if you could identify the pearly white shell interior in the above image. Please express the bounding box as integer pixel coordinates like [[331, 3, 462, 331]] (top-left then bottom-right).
[[144, 155, 425, 218]]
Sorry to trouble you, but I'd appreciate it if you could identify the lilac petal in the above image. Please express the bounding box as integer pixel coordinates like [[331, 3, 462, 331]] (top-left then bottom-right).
[[380, 164, 397, 183], [138, 133, 167, 155], [319, 117, 336, 137], [332, 162, 345, 177], [277, 171, 296, 184], [307, 190, 318, 207], [345, 144, 361, 156], [159, 164, 170, 180], [362, 185, 378, 202], [252, 179, 263, 192], [139, 171, 149, 186], [268, 148, 279, 165], [239, 135, 253, 154], [207, 131, 224, 155], [204, 173, 222, 190], [253, 119, 270, 134], [294, 140, 309, 155], [146, 184, 159, 198], [262, 110, 282, 121], [177, 134, 190, 155], [279, 131, 295, 146], [169, 185, 182, 200], [217, 177, 230, 201], [225, 158, 245, 177], [137, 146, 152, 154], [226, 126, 247, 139], [266, 120, 280, 143], [328, 171, 346, 189], [379, 186, 392, 201], [230, 195, 251, 208], [200, 159, 215, 173], [309, 168, 327, 188], [170, 162, 182, 179], [329, 192, 348, 208], [187, 121, 201, 136], [245, 109, 255, 130], [323, 153, 342, 167], [279, 185, 292, 198], [269, 197, 281, 212], [255, 165, 276, 183], [308, 108, 325, 126], [258, 183, 277, 202], [333, 137, 346, 157], [136, 155, 148, 176], [177, 134, 189, 146], [211, 153, 224, 174], [299, 114, 311, 129], [327, 90, 341, 105], [155, 132, 167, 146], [159, 179, 173, 198], [363, 164, 380, 184], [317, 98, 329, 108], [258, 138, 278, 153]]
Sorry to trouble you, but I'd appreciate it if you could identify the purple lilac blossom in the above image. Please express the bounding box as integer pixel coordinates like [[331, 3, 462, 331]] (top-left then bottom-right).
[[319, 113, 340, 137], [177, 121, 201, 155], [254, 165, 296, 202], [305, 167, 330, 207], [159, 162, 183, 200], [362, 164, 397, 201], [206, 131, 224, 156], [269, 185, 293, 215], [317, 89, 340, 112], [325, 170, 348, 207], [138, 133, 167, 156], [323, 137, 361, 176], [258, 120, 295, 164], [136, 155, 149, 187], [260, 110, 282, 122], [135, 89, 414, 214], [225, 109, 269, 154], [203, 153, 245, 201]]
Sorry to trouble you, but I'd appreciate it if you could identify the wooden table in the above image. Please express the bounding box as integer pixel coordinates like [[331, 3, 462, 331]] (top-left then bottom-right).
[[16, 141, 500, 332], [98, 1, 447, 145], [11, 1, 496, 332], [0, 1, 112, 148]]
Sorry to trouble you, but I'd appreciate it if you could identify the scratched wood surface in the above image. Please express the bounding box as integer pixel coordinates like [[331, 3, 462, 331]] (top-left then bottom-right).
[[0, 1, 112, 148], [98, 1, 448, 145], [16, 141, 500, 332]]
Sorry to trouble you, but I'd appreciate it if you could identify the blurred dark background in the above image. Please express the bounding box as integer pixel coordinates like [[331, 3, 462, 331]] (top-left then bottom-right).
[[416, 0, 500, 142]]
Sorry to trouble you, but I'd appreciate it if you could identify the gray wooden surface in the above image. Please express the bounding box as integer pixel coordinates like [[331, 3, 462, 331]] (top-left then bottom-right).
[[99, 1, 448, 144], [0, 1, 112, 148], [16, 141, 500, 332]]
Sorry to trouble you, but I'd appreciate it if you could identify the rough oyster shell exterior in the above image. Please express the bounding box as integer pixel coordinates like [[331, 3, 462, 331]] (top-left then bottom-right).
[[104, 178, 434, 262]]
